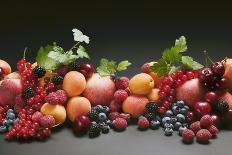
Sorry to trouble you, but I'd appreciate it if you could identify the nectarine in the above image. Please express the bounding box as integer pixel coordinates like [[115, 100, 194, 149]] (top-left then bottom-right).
[[122, 95, 149, 117], [147, 88, 159, 102], [66, 97, 91, 122], [63, 71, 86, 97]]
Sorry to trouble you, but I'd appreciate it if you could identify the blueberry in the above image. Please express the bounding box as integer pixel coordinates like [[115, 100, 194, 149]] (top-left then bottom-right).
[[165, 110, 173, 117], [2, 120, 10, 127], [176, 100, 185, 108], [174, 122, 182, 130], [7, 109, 14, 114], [170, 117, 177, 125], [150, 120, 160, 130], [178, 126, 187, 136], [8, 119, 14, 124], [13, 118, 19, 125], [182, 123, 189, 128], [102, 106, 109, 114], [179, 108, 188, 114], [172, 102, 177, 107], [101, 125, 110, 134], [164, 128, 173, 136], [172, 106, 179, 114], [0, 126, 7, 133], [7, 113, 15, 120], [176, 114, 185, 123], [184, 105, 189, 111], [162, 117, 171, 124], [164, 123, 174, 129], [98, 113, 107, 122], [94, 105, 103, 113], [156, 116, 161, 122]]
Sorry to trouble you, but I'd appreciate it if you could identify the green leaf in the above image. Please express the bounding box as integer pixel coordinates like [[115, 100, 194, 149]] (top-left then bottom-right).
[[117, 60, 132, 71], [76, 45, 90, 59], [36, 45, 59, 71], [169, 66, 181, 74], [175, 36, 187, 52], [181, 56, 204, 70], [150, 59, 168, 77], [162, 47, 182, 65]]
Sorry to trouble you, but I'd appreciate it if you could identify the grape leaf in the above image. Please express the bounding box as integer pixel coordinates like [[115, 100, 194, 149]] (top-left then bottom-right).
[[175, 36, 187, 52], [150, 59, 169, 77], [117, 60, 132, 71], [162, 46, 182, 65], [76, 45, 90, 59], [181, 56, 204, 70]]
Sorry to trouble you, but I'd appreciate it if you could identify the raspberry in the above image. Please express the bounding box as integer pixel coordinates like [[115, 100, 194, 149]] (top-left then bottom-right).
[[189, 121, 201, 134], [108, 112, 120, 121], [119, 113, 131, 122], [115, 77, 129, 90], [113, 118, 127, 131], [208, 125, 219, 136], [113, 90, 128, 103], [196, 129, 212, 143], [32, 111, 44, 122], [200, 115, 213, 129], [182, 129, 195, 143], [39, 115, 55, 128], [137, 116, 149, 130], [109, 100, 121, 112], [45, 92, 60, 104], [56, 90, 68, 105]]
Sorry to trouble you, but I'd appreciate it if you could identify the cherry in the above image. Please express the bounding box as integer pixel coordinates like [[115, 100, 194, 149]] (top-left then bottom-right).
[[199, 68, 214, 84], [194, 101, 212, 118], [0, 67, 5, 80], [185, 111, 196, 124], [74, 115, 90, 133], [56, 65, 69, 77], [78, 63, 94, 78], [205, 92, 218, 103], [140, 63, 150, 73], [211, 62, 225, 77], [211, 114, 221, 127]]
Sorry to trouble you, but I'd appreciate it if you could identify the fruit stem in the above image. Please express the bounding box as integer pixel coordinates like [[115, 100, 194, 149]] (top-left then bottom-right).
[[204, 50, 214, 66], [70, 42, 80, 51], [203, 50, 208, 67], [23, 47, 28, 59]]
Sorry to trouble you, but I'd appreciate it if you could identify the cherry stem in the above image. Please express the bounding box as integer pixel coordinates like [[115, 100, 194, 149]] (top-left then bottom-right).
[[203, 50, 214, 66], [70, 42, 80, 51], [23, 47, 28, 59]]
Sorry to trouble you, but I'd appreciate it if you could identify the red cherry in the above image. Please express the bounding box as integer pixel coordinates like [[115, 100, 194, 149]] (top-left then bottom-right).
[[205, 92, 218, 103], [185, 111, 196, 124], [79, 63, 94, 78], [211, 114, 221, 127], [74, 115, 90, 133], [194, 101, 212, 118]]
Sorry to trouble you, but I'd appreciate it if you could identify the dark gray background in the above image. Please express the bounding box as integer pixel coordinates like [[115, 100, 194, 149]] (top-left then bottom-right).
[[0, 1, 232, 155]]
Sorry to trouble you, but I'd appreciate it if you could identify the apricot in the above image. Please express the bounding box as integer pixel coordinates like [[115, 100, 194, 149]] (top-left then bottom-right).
[[40, 103, 66, 125], [129, 73, 154, 95], [147, 88, 159, 102], [66, 96, 91, 122], [63, 71, 86, 97], [122, 95, 149, 117]]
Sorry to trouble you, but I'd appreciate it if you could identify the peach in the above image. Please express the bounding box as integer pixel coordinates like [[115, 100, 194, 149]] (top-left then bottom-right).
[[41, 103, 66, 125], [176, 78, 206, 107], [129, 73, 154, 95], [66, 97, 91, 122], [0, 59, 11, 75], [0, 72, 22, 106], [223, 58, 232, 91], [122, 95, 149, 117], [83, 73, 116, 106], [218, 91, 232, 109], [63, 71, 86, 97], [147, 88, 159, 102], [148, 72, 162, 87]]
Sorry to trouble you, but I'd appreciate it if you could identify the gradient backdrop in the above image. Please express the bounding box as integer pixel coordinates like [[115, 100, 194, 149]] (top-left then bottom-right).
[[0, 1, 232, 155]]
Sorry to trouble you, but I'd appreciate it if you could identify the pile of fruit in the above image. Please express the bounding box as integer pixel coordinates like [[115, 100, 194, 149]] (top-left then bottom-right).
[[0, 29, 232, 144]]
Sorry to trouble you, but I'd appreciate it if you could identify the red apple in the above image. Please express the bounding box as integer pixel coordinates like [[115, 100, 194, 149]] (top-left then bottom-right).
[[176, 78, 206, 107], [83, 73, 116, 106], [194, 101, 212, 118], [0, 59, 11, 76], [0, 72, 22, 106]]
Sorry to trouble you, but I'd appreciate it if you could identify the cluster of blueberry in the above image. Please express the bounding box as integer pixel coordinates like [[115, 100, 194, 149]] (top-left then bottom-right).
[[0, 109, 19, 133], [161, 100, 190, 136]]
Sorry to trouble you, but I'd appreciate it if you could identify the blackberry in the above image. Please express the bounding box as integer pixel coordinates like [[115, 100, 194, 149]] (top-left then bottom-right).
[[87, 110, 99, 122], [101, 125, 110, 134], [22, 87, 34, 99], [144, 112, 155, 121], [217, 101, 229, 114], [89, 122, 101, 138], [52, 75, 64, 85], [33, 66, 46, 78], [70, 60, 79, 71], [145, 102, 158, 113]]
